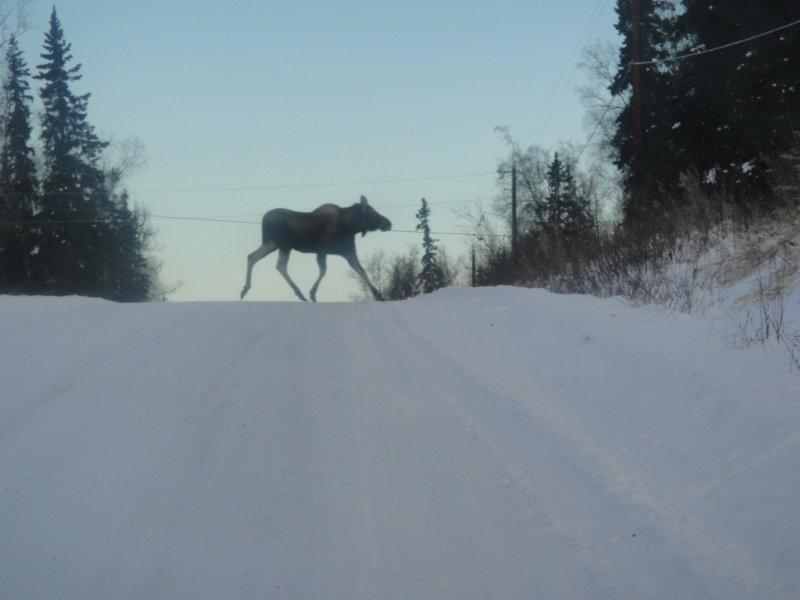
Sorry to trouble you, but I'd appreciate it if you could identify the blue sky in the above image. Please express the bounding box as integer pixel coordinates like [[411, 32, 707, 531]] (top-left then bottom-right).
[[17, 1, 618, 301]]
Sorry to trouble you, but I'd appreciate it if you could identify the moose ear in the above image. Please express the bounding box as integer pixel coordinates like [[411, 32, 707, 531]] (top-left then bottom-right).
[[360, 195, 368, 206]]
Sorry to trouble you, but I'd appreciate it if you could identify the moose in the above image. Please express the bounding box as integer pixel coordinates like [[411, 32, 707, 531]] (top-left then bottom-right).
[[240, 196, 392, 302]]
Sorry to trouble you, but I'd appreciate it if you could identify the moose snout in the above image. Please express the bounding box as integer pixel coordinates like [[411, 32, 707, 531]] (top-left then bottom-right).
[[380, 218, 392, 231]]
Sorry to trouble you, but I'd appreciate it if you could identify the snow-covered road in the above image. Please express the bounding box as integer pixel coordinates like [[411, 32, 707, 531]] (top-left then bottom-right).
[[1, 289, 798, 599]]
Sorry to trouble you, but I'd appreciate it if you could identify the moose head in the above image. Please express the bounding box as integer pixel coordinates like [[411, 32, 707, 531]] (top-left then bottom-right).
[[356, 196, 392, 236]]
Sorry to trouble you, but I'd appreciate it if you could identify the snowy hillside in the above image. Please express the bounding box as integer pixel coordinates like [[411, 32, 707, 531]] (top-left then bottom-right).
[[1, 289, 798, 599]]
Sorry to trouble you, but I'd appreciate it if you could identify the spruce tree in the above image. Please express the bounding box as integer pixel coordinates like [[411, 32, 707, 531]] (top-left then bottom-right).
[[560, 163, 593, 235], [676, 1, 800, 202], [35, 6, 109, 295], [536, 155, 593, 236], [105, 194, 152, 301], [610, 0, 682, 222], [0, 36, 38, 292], [541, 153, 567, 232], [609, 1, 800, 216], [415, 198, 444, 294]]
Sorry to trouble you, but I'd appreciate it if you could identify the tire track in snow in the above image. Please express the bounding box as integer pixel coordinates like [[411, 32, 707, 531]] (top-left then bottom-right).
[[137, 307, 287, 598], [332, 304, 643, 599], [394, 301, 786, 600], [384, 307, 710, 600]]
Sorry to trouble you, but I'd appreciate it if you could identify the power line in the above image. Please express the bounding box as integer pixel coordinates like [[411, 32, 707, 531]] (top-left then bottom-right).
[[523, 0, 609, 146], [377, 196, 494, 210], [0, 196, 499, 230], [633, 16, 800, 66], [574, 16, 800, 158], [153, 214, 258, 224], [390, 228, 508, 238], [526, 0, 611, 147], [170, 193, 495, 217], [178, 194, 496, 212], [0, 219, 107, 225], [585, 17, 800, 163], [0, 195, 495, 218], [131, 171, 497, 194], [0, 214, 505, 238], [0, 216, 261, 225], [0, 171, 497, 198]]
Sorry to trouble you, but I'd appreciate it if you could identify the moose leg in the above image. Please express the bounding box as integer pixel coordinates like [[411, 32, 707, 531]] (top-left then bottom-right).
[[343, 250, 384, 301], [240, 241, 276, 299], [276, 249, 308, 302], [309, 253, 327, 303]]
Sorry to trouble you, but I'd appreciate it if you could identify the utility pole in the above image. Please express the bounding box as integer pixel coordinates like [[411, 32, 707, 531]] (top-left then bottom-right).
[[630, 0, 644, 203], [500, 164, 519, 265], [471, 244, 476, 286], [511, 164, 518, 265]]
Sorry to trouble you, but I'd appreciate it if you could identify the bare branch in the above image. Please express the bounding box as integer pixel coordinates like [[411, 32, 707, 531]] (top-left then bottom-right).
[[0, 0, 31, 50], [102, 136, 147, 194]]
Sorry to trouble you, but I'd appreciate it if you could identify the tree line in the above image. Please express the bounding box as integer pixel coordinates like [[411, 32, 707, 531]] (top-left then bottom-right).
[[0, 7, 161, 300], [471, 1, 799, 287], [610, 0, 800, 222]]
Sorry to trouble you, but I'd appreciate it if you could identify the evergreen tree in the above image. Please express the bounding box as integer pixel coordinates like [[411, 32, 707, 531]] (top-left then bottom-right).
[[560, 163, 594, 235], [675, 1, 800, 201], [0, 36, 38, 292], [415, 198, 444, 294], [538, 154, 593, 235], [610, 0, 682, 222], [541, 153, 567, 232], [35, 6, 109, 295], [609, 1, 800, 218], [110, 198, 154, 301]]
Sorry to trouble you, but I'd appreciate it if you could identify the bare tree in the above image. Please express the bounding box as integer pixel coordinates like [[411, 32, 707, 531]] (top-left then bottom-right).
[[578, 41, 627, 162], [349, 249, 388, 300], [352, 244, 458, 301], [101, 136, 146, 194], [0, 1, 30, 125], [452, 200, 509, 279], [436, 247, 463, 287], [0, 0, 30, 49], [493, 126, 549, 231], [578, 40, 627, 221], [133, 203, 180, 301]]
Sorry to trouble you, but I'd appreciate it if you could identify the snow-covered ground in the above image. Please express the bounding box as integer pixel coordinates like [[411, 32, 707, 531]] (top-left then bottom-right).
[[1, 288, 798, 599]]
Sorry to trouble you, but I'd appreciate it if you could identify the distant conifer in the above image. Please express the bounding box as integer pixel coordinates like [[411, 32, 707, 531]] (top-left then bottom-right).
[[415, 198, 445, 294], [35, 6, 109, 295], [0, 36, 38, 292]]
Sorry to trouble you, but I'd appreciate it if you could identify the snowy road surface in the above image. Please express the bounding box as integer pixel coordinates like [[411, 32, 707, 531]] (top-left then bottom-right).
[[1, 288, 798, 599]]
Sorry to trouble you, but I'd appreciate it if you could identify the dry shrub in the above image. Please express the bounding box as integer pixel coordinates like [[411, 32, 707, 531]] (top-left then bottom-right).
[[475, 140, 800, 367], [476, 140, 800, 313]]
